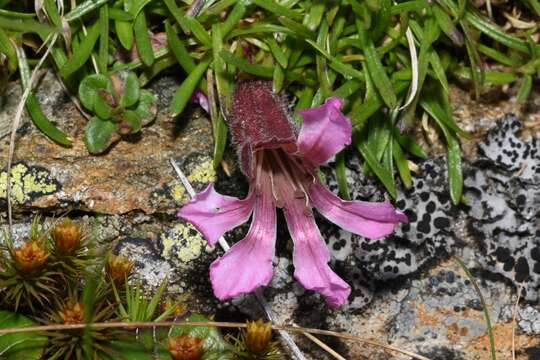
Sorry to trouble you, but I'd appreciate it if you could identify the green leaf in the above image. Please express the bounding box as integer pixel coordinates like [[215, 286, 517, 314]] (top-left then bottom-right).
[[98, 4, 109, 74], [170, 58, 211, 117], [251, 0, 303, 21], [133, 11, 154, 66], [357, 21, 397, 109], [0, 15, 54, 35], [219, 51, 273, 78], [0, 310, 48, 360], [59, 21, 100, 78], [94, 94, 114, 119], [419, 83, 470, 139], [115, 20, 133, 50], [85, 117, 119, 154], [335, 151, 351, 200], [392, 139, 412, 189], [135, 89, 157, 125], [165, 21, 195, 72], [447, 133, 463, 205], [169, 314, 228, 353], [393, 128, 427, 159], [123, 110, 142, 133], [355, 132, 397, 199], [211, 24, 230, 168], [120, 72, 140, 108], [14, 44, 70, 146], [465, 11, 532, 54], [516, 75, 533, 103], [220, 1, 247, 36], [65, 0, 110, 22], [79, 74, 112, 110]]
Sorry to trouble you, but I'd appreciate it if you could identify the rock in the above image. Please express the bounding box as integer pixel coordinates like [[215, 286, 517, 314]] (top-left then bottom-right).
[[0, 72, 214, 215], [1, 71, 540, 359]]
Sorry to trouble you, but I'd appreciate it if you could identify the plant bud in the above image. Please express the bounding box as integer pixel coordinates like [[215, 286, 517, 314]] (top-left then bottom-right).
[[52, 219, 82, 254], [168, 335, 204, 360], [105, 254, 134, 283], [245, 319, 272, 355], [13, 241, 49, 274]]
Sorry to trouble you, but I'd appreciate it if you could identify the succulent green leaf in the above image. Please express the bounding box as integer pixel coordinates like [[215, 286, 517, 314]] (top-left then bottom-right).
[[123, 110, 142, 133], [120, 72, 140, 108], [85, 117, 119, 154], [135, 89, 157, 125], [79, 74, 113, 111]]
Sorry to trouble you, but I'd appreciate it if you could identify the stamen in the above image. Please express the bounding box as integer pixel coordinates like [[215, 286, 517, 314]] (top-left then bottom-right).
[[254, 151, 265, 196], [269, 171, 284, 208], [270, 149, 313, 212]]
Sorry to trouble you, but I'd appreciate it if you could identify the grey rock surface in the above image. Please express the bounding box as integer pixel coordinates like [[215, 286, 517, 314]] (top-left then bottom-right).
[[1, 72, 539, 359]]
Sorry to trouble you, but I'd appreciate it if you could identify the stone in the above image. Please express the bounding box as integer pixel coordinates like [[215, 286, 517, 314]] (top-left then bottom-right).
[[1, 71, 540, 359]]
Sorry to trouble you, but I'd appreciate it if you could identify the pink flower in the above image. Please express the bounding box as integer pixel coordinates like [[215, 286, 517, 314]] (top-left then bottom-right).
[[190, 90, 209, 113], [178, 80, 407, 308]]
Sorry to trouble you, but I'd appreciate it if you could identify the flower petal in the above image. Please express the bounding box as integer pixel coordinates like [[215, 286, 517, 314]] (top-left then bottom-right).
[[190, 90, 209, 113], [210, 190, 276, 300], [284, 199, 351, 308], [308, 182, 407, 239], [177, 184, 255, 246], [297, 96, 352, 165]]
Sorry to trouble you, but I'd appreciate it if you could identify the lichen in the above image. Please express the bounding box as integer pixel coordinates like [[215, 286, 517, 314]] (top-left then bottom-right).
[[170, 158, 217, 204], [160, 223, 207, 263], [0, 163, 58, 204]]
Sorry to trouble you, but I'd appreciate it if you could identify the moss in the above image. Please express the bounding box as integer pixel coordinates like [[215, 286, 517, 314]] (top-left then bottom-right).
[[161, 223, 207, 263], [0, 163, 58, 204]]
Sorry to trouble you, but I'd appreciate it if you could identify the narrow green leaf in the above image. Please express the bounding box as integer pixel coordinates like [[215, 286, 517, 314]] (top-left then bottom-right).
[[355, 132, 397, 199], [0, 9, 36, 18], [108, 8, 133, 21], [465, 11, 532, 54], [266, 36, 288, 68], [278, 16, 316, 40], [357, 21, 397, 108], [26, 94, 72, 146], [304, 0, 325, 30], [393, 128, 427, 159], [43, 0, 62, 27], [211, 24, 230, 167], [516, 75, 533, 103], [165, 21, 195, 72], [335, 151, 351, 200], [333, 79, 362, 99], [220, 1, 246, 37], [251, 0, 303, 21], [0, 15, 53, 35], [98, 5, 109, 74], [429, 50, 449, 94], [170, 58, 211, 117], [133, 11, 154, 66], [419, 87, 470, 139], [115, 20, 133, 50], [350, 81, 408, 129], [392, 139, 412, 189], [477, 43, 514, 67], [447, 134, 463, 205], [65, 0, 110, 22], [59, 21, 100, 78], [305, 39, 364, 80], [219, 51, 273, 78]]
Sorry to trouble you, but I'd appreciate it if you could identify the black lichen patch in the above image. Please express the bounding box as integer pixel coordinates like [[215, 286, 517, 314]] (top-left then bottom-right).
[[320, 115, 539, 306], [320, 155, 460, 309], [420, 346, 466, 360], [466, 115, 540, 301]]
